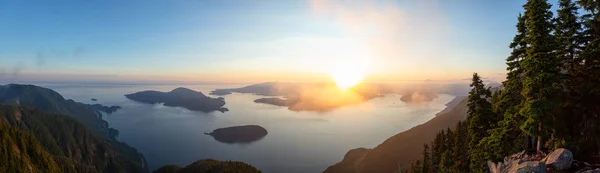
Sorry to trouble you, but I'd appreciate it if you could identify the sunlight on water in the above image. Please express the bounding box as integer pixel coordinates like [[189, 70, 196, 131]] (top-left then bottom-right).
[[46, 84, 454, 173]]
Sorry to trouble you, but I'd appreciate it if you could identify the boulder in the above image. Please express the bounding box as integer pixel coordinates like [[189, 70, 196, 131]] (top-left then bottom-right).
[[488, 161, 502, 173], [501, 161, 545, 173], [514, 161, 546, 173], [544, 148, 573, 170], [575, 167, 600, 173]]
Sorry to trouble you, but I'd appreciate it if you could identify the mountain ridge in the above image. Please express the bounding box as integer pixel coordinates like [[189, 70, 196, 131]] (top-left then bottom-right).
[[323, 96, 468, 173]]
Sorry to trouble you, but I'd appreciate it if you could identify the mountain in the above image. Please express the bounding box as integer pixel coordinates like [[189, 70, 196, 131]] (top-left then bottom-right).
[[153, 159, 262, 173], [0, 105, 147, 173], [323, 96, 468, 173], [0, 120, 62, 173], [0, 84, 119, 139], [125, 87, 228, 113]]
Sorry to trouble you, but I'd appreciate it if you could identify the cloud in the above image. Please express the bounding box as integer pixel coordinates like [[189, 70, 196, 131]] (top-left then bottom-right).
[[0, 63, 25, 82], [308, 0, 450, 78], [34, 47, 87, 68]]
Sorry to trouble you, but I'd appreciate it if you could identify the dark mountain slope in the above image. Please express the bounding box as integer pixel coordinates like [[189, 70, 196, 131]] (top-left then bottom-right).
[[0, 84, 116, 139], [153, 159, 262, 173], [0, 105, 146, 173], [324, 97, 468, 173], [0, 120, 62, 173]]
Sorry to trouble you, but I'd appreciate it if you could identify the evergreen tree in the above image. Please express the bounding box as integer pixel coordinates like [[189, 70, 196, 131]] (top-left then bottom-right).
[[575, 0, 600, 154], [452, 122, 469, 173], [520, 0, 560, 153], [484, 13, 530, 162], [555, 0, 584, 70], [441, 128, 454, 173], [432, 131, 444, 172], [466, 73, 495, 172], [420, 144, 430, 173], [551, 0, 585, 151], [412, 160, 421, 173]]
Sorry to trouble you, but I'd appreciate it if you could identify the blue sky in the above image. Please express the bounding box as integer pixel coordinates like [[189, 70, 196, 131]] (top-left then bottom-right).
[[0, 0, 557, 84]]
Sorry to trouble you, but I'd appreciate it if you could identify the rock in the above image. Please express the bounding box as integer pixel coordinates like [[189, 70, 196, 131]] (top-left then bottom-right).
[[488, 161, 502, 173], [511, 161, 546, 173], [544, 148, 573, 171], [575, 167, 600, 173], [499, 161, 545, 173]]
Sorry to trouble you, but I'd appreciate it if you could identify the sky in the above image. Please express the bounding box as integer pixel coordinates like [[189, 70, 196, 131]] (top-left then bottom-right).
[[0, 0, 559, 84]]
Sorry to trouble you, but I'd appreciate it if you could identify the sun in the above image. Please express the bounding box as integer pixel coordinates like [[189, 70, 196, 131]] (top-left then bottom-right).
[[322, 37, 372, 90], [330, 58, 368, 90], [331, 68, 364, 90]]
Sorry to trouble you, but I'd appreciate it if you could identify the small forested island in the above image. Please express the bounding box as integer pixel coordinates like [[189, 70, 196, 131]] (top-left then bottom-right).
[[253, 97, 292, 106], [210, 82, 285, 96], [205, 125, 268, 144], [125, 87, 228, 113], [153, 159, 262, 173], [88, 104, 122, 114], [399, 91, 439, 104], [91, 98, 98, 101]]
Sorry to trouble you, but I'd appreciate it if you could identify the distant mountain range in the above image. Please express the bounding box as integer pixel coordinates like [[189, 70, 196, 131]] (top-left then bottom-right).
[[126, 87, 228, 113]]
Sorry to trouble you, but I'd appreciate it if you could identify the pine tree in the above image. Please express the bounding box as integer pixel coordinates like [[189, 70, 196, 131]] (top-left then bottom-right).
[[412, 160, 421, 173], [420, 144, 430, 173], [575, 0, 600, 154], [555, 0, 584, 70], [466, 73, 496, 172], [550, 0, 585, 151], [452, 122, 469, 173], [484, 13, 531, 161], [432, 131, 444, 172], [520, 0, 560, 153]]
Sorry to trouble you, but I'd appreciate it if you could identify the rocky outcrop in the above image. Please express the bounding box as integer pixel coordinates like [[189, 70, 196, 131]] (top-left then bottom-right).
[[489, 148, 578, 173], [510, 161, 545, 173], [543, 148, 573, 171], [576, 167, 600, 173], [489, 159, 546, 173]]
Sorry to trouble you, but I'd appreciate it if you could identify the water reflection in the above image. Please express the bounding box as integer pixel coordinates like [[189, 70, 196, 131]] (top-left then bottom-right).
[[46, 84, 455, 173]]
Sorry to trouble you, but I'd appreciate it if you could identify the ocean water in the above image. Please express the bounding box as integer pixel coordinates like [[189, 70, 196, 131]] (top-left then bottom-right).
[[44, 84, 454, 173]]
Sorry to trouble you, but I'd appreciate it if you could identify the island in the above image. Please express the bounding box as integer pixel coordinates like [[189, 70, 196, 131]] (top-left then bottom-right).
[[91, 98, 98, 101], [89, 104, 122, 114], [125, 87, 228, 113], [253, 97, 292, 106], [209, 82, 292, 96], [212, 82, 382, 111], [399, 91, 439, 103], [204, 125, 268, 144]]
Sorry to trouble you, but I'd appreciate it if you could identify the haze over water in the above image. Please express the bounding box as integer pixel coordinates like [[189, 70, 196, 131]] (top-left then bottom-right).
[[46, 83, 454, 173]]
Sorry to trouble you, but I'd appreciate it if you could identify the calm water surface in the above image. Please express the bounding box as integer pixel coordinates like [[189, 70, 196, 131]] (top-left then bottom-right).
[[45, 84, 454, 173]]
